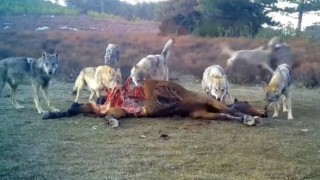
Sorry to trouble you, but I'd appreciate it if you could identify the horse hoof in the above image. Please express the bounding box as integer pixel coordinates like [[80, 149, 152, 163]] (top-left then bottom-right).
[[108, 118, 119, 128], [254, 116, 263, 126], [243, 116, 255, 126]]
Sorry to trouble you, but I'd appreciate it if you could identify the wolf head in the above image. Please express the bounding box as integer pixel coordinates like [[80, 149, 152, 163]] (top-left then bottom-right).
[[104, 44, 120, 66], [130, 65, 149, 87], [99, 67, 123, 89], [264, 85, 281, 103], [40, 51, 59, 76], [210, 75, 228, 101]]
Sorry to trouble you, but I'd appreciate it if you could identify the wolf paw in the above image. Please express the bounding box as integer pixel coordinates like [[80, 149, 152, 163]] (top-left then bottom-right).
[[243, 115, 255, 126], [272, 114, 278, 118], [36, 108, 45, 114]]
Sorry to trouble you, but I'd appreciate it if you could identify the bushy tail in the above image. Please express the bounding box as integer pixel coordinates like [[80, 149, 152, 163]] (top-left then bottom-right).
[[161, 39, 174, 62], [72, 70, 85, 95], [220, 43, 236, 57]]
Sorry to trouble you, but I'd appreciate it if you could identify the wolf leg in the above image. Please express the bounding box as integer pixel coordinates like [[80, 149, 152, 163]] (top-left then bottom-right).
[[41, 86, 59, 112], [88, 89, 96, 102], [165, 67, 169, 81], [32, 84, 44, 113], [272, 101, 279, 118], [286, 94, 293, 120], [74, 86, 84, 102], [282, 96, 288, 112], [261, 63, 274, 74], [0, 80, 5, 97], [9, 85, 24, 109]]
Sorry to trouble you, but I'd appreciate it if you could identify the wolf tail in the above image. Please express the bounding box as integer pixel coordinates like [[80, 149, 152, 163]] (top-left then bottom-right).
[[161, 39, 174, 62], [220, 43, 236, 57], [72, 70, 86, 95]]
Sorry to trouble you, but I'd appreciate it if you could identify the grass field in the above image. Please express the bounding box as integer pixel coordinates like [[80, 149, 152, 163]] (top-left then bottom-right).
[[0, 76, 320, 179]]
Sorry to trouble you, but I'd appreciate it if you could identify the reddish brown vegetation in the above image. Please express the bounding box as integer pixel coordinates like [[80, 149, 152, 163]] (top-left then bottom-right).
[[0, 29, 319, 87]]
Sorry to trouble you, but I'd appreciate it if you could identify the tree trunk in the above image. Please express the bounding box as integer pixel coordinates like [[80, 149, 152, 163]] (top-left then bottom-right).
[[101, 0, 104, 13], [295, 1, 304, 37]]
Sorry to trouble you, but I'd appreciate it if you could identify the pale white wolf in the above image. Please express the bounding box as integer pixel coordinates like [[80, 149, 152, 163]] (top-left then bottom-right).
[[264, 63, 293, 120], [201, 65, 233, 105], [72, 65, 123, 102], [130, 39, 174, 87], [0, 51, 59, 113]]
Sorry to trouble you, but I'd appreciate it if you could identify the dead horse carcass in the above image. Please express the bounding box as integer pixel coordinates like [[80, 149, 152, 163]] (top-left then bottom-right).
[[43, 79, 267, 127]]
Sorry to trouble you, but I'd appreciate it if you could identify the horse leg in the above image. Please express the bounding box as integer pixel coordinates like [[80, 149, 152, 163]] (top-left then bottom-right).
[[206, 97, 245, 117], [104, 108, 128, 127], [42, 102, 99, 119], [190, 110, 260, 126]]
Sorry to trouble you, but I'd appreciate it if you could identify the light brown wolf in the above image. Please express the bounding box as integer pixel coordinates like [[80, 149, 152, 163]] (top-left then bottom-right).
[[72, 66, 123, 102], [130, 39, 174, 87], [0, 51, 59, 113], [264, 64, 293, 120]]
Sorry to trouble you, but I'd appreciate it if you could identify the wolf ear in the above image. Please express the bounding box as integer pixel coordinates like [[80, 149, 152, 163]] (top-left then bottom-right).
[[53, 50, 59, 58], [234, 98, 239, 103], [42, 51, 47, 58], [116, 68, 121, 75], [109, 69, 115, 76]]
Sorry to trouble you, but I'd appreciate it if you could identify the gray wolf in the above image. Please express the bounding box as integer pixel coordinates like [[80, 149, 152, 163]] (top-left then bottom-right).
[[72, 65, 123, 102], [201, 65, 233, 105], [264, 63, 293, 120], [104, 44, 120, 66], [220, 36, 288, 74], [130, 39, 174, 86], [0, 51, 59, 113]]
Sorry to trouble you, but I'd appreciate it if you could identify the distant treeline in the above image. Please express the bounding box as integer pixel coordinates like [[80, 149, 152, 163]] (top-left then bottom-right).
[[0, 0, 78, 15], [1, 0, 319, 40]]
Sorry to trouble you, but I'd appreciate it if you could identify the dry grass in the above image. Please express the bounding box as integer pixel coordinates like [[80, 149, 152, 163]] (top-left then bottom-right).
[[1, 76, 320, 179]]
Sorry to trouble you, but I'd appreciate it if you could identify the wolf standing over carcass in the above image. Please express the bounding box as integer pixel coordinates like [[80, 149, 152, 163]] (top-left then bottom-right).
[[72, 66, 123, 102], [264, 64, 293, 120], [201, 65, 233, 105], [0, 51, 59, 113], [130, 39, 174, 87]]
